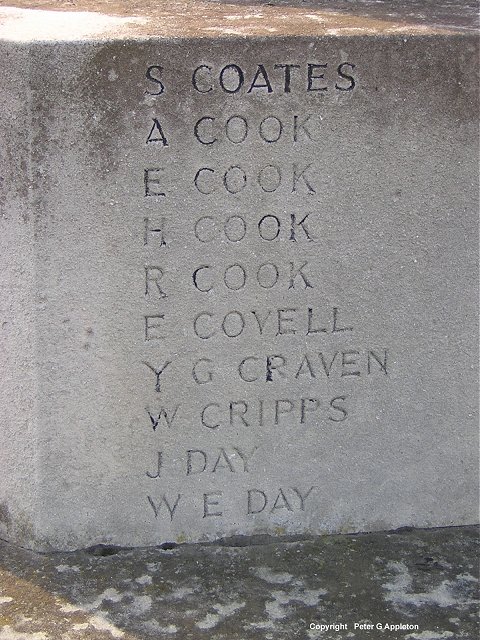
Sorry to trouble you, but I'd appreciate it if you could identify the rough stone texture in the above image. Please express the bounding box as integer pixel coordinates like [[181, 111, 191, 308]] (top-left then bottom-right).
[[0, 526, 478, 639], [0, 1, 478, 550], [0, 1, 478, 39]]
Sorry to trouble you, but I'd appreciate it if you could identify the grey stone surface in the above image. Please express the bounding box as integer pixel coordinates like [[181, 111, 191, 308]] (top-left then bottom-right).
[[0, 526, 478, 639], [0, 1, 478, 550]]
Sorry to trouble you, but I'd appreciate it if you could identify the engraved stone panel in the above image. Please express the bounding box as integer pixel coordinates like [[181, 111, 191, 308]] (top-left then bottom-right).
[[0, 1, 478, 550]]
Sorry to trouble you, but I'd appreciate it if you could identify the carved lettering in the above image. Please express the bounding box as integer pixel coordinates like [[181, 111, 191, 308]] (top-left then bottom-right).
[[186, 447, 257, 474], [192, 358, 214, 384], [277, 309, 296, 335], [247, 64, 273, 93], [292, 163, 315, 193], [230, 400, 249, 426], [212, 449, 235, 473], [186, 449, 207, 475], [289, 261, 313, 289], [201, 403, 220, 429], [293, 114, 315, 141], [145, 65, 165, 96], [336, 62, 356, 91], [219, 64, 244, 93], [194, 213, 316, 243], [247, 487, 316, 514], [146, 451, 163, 479], [146, 405, 180, 431], [300, 398, 319, 424], [247, 489, 267, 514], [144, 168, 165, 197], [368, 350, 388, 374], [234, 350, 388, 381], [146, 118, 169, 145], [145, 315, 166, 341], [135, 56, 379, 538], [238, 357, 260, 382], [144, 218, 166, 247], [144, 360, 171, 392], [194, 116, 216, 144], [223, 165, 247, 194], [224, 215, 247, 242], [307, 63, 328, 91], [258, 215, 281, 241], [190, 63, 357, 94], [259, 115, 283, 142], [291, 486, 315, 510], [273, 64, 300, 93], [192, 65, 213, 93], [257, 164, 282, 192], [145, 266, 166, 298], [329, 396, 348, 422], [226, 115, 248, 143], [197, 396, 350, 428], [203, 492, 223, 517], [266, 354, 286, 382], [193, 164, 316, 194], [290, 213, 314, 241], [275, 399, 294, 424], [147, 494, 181, 520], [271, 488, 293, 512]]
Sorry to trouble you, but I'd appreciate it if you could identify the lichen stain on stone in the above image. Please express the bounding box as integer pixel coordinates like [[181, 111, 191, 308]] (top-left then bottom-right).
[[0, 502, 12, 528], [28, 47, 68, 236], [0, 528, 477, 638], [382, 560, 480, 610], [11, 509, 36, 548], [405, 632, 456, 639], [0, 628, 48, 640], [251, 566, 293, 584], [195, 600, 246, 630], [77, 41, 145, 178]]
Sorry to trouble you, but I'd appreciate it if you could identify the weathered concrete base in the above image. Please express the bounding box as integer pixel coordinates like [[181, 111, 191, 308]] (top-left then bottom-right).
[[0, 526, 478, 639]]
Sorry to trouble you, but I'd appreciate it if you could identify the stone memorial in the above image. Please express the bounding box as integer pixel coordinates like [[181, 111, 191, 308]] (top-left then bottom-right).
[[0, 0, 478, 551]]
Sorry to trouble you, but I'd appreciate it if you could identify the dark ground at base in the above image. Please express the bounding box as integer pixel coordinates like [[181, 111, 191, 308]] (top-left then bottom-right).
[[0, 526, 478, 640]]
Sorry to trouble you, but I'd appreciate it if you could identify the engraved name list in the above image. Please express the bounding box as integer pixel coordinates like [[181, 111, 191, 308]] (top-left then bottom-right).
[[136, 59, 390, 533]]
